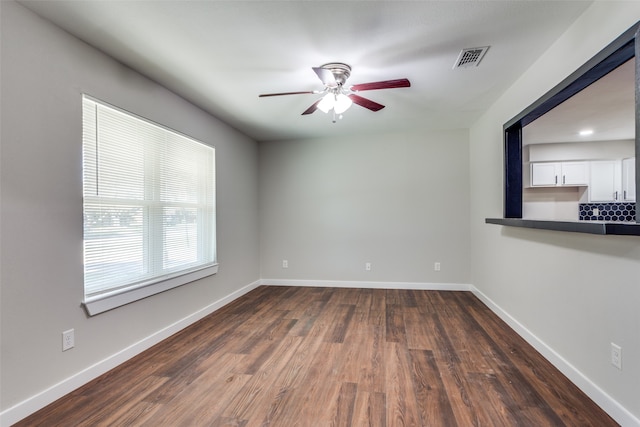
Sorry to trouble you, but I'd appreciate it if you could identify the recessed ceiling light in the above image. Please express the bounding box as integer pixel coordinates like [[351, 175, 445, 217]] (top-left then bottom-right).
[[579, 129, 594, 136]]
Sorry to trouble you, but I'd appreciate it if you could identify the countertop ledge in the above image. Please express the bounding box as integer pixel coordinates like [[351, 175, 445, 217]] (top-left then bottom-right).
[[486, 218, 640, 236]]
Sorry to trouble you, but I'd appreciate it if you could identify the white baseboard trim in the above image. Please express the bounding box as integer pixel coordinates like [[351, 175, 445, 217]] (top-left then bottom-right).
[[0, 280, 262, 427], [471, 285, 640, 427], [4, 280, 636, 427], [259, 278, 472, 291]]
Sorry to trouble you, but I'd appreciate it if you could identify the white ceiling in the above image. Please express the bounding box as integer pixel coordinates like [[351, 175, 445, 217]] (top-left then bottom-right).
[[523, 58, 635, 145], [20, 1, 594, 142]]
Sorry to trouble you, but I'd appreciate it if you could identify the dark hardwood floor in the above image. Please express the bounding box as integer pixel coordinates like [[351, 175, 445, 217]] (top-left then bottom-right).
[[15, 286, 617, 426]]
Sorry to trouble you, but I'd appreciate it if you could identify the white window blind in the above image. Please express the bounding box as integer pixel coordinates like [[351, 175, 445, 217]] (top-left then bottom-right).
[[82, 96, 216, 314]]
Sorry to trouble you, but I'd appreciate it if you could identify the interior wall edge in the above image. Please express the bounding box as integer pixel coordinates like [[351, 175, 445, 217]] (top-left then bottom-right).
[[0, 280, 262, 427], [471, 285, 640, 427]]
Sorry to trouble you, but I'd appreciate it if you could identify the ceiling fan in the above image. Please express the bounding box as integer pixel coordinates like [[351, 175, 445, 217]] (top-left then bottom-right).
[[259, 62, 411, 122]]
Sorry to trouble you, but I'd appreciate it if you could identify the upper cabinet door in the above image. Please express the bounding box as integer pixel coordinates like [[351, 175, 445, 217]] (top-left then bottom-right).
[[561, 162, 588, 185], [531, 163, 560, 186], [622, 157, 636, 201], [589, 160, 621, 202]]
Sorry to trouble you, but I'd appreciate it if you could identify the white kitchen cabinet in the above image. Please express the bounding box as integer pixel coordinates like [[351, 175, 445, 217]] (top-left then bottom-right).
[[561, 162, 589, 185], [530, 161, 588, 187], [589, 160, 622, 202], [622, 157, 635, 201], [530, 163, 559, 186]]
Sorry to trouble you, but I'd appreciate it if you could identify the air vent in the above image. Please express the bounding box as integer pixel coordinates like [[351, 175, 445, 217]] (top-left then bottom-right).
[[453, 46, 490, 69]]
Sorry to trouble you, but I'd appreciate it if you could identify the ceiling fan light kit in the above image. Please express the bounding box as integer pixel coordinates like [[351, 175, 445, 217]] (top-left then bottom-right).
[[259, 62, 410, 123], [318, 93, 352, 115]]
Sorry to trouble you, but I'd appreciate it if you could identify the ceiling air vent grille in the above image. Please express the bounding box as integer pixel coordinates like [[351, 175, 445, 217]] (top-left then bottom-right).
[[454, 46, 490, 69]]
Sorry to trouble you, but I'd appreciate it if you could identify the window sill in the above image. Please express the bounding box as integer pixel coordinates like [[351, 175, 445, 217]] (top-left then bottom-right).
[[486, 218, 640, 236], [83, 264, 218, 316]]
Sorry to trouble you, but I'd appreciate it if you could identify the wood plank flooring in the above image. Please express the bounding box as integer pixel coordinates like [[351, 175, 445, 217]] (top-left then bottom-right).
[[15, 286, 617, 426]]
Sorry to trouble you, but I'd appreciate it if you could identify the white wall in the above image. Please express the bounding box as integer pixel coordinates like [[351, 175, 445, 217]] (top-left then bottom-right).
[[259, 130, 470, 286], [527, 139, 635, 162], [470, 3, 640, 424], [0, 1, 259, 421]]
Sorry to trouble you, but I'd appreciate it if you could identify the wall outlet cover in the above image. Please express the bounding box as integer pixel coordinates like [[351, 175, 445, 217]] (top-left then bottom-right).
[[611, 343, 622, 370], [62, 329, 75, 351]]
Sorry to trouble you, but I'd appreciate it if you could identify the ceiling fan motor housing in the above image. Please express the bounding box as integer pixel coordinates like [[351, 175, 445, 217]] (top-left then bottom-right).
[[320, 62, 351, 87]]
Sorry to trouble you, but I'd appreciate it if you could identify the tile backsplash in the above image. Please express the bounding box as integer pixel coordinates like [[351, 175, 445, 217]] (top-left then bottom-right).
[[579, 202, 635, 222]]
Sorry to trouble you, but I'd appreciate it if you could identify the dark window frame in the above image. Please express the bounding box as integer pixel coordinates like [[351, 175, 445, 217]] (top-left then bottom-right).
[[487, 22, 640, 236]]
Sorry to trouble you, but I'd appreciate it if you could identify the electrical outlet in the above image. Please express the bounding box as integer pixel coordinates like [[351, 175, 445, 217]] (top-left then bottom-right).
[[365, 262, 372, 271], [434, 262, 441, 271], [282, 259, 288, 269], [611, 343, 622, 370], [62, 329, 74, 351]]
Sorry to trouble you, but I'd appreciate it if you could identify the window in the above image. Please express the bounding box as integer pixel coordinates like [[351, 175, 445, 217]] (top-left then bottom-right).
[[487, 21, 640, 236], [82, 96, 217, 315]]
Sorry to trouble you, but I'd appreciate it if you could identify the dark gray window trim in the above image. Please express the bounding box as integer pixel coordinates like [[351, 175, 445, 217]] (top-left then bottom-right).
[[487, 21, 640, 236]]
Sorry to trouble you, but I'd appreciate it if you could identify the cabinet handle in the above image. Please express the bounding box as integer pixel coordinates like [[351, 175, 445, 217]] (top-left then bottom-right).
[[624, 191, 627, 200], [563, 175, 566, 184], [615, 191, 618, 200], [555, 175, 558, 185]]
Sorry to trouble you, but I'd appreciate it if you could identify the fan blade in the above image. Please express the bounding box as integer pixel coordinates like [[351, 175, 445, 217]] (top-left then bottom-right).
[[312, 67, 337, 86], [348, 94, 385, 112], [259, 91, 316, 97], [350, 78, 411, 92], [302, 99, 321, 115]]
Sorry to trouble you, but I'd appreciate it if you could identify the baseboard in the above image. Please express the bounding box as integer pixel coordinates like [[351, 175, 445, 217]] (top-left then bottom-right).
[[0, 280, 262, 427], [4, 280, 636, 427], [470, 286, 640, 427], [259, 278, 472, 291]]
